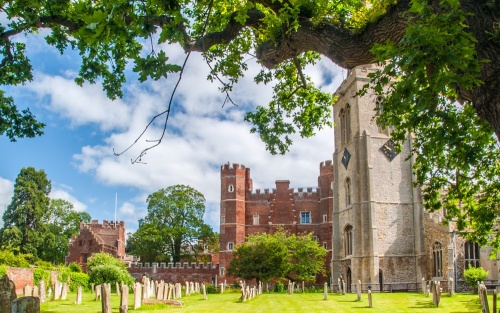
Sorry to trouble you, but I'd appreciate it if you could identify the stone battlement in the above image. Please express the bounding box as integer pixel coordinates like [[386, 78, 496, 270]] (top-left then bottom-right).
[[221, 163, 246, 171], [83, 220, 125, 229]]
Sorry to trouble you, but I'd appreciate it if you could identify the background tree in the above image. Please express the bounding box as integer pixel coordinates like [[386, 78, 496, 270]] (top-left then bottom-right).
[[227, 232, 290, 284], [1, 0, 500, 248], [0, 167, 91, 263], [40, 199, 91, 263], [0, 167, 51, 256], [228, 229, 327, 283], [464, 265, 489, 293], [127, 184, 213, 263]]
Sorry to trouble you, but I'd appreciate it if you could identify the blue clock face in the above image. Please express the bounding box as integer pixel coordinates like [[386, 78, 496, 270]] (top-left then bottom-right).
[[380, 139, 398, 161], [341, 148, 351, 169]]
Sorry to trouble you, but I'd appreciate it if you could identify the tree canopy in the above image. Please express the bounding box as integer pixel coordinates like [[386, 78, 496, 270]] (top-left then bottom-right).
[[126, 184, 214, 263], [1, 1, 500, 247], [227, 229, 327, 283], [0, 167, 91, 263]]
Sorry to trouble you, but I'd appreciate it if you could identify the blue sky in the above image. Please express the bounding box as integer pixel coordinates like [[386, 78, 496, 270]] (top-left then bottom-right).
[[0, 31, 345, 234]]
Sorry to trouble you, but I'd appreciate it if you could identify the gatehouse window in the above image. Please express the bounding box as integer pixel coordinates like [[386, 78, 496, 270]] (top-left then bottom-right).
[[323, 214, 328, 223], [253, 214, 259, 225], [344, 225, 353, 256], [227, 242, 234, 251], [301, 212, 311, 224], [432, 242, 443, 277], [465, 241, 480, 268], [228, 185, 234, 192]]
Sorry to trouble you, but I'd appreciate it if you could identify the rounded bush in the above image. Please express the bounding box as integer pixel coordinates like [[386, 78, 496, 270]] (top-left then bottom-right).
[[69, 272, 90, 291], [88, 264, 134, 286]]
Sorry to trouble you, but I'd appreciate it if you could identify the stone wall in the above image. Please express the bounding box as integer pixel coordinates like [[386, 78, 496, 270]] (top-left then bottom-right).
[[127, 262, 219, 283]]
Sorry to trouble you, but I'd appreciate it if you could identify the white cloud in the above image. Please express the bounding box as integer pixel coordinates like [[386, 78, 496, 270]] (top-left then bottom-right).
[[0, 177, 14, 225], [50, 188, 88, 212]]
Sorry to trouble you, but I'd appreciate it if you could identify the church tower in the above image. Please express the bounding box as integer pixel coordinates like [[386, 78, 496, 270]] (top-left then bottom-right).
[[331, 65, 425, 291]]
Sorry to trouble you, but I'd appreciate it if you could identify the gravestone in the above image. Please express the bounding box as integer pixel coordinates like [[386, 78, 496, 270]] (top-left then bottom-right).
[[101, 283, 111, 313], [116, 282, 121, 296], [61, 283, 68, 300], [53, 281, 61, 300], [120, 285, 129, 312], [75, 285, 82, 304], [356, 280, 362, 301], [323, 282, 328, 300], [478, 283, 490, 313], [449, 277, 455, 296], [337, 278, 342, 294], [368, 290, 373, 308], [0, 275, 17, 313], [185, 281, 189, 296], [421, 277, 426, 294], [47, 287, 52, 299], [493, 290, 497, 313], [133, 283, 142, 310], [95, 284, 102, 301], [11, 296, 39, 313], [142, 282, 147, 300], [39, 279, 46, 303], [157, 282, 164, 300], [32, 286, 39, 298], [202, 283, 207, 300], [23, 284, 32, 297]]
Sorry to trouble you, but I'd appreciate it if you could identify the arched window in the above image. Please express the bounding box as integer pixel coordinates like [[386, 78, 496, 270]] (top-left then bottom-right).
[[340, 104, 351, 145], [228, 185, 234, 192], [375, 96, 390, 136], [465, 241, 480, 268], [432, 242, 443, 277], [344, 225, 353, 256], [345, 178, 351, 206]]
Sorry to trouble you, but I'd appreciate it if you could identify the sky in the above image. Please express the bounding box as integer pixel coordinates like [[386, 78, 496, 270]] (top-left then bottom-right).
[[0, 30, 347, 234]]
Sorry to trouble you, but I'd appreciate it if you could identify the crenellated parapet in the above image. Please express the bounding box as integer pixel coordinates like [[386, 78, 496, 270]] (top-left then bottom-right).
[[129, 262, 219, 270], [220, 163, 247, 175], [320, 160, 334, 175]]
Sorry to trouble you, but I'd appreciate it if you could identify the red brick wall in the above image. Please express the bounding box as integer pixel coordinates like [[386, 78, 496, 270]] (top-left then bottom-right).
[[6, 267, 33, 295]]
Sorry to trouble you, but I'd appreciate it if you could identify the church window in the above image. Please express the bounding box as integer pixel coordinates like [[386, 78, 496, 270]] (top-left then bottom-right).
[[465, 241, 480, 268], [228, 184, 234, 192], [253, 214, 259, 225], [345, 178, 352, 206], [301, 212, 311, 224], [344, 225, 353, 256], [432, 242, 443, 277], [340, 104, 352, 145], [227, 242, 234, 251]]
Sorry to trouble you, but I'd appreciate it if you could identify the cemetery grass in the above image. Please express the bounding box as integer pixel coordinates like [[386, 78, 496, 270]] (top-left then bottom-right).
[[40, 291, 483, 313]]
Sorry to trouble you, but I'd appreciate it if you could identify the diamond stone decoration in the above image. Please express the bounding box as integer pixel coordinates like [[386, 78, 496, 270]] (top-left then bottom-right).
[[341, 148, 351, 169]]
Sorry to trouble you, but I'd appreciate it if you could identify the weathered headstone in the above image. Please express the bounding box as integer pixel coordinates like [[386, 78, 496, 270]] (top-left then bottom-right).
[[493, 289, 497, 313], [133, 283, 142, 310], [95, 284, 102, 301], [157, 282, 164, 300], [23, 284, 32, 297], [324, 282, 328, 300], [11, 296, 40, 313], [449, 277, 455, 296], [91, 283, 95, 294], [116, 282, 121, 296], [185, 281, 190, 296], [142, 282, 147, 300], [53, 280, 61, 300], [337, 278, 342, 294], [101, 283, 111, 313], [202, 283, 207, 300], [478, 283, 490, 313], [356, 280, 362, 301], [220, 283, 224, 294], [61, 283, 68, 300], [32, 286, 39, 298], [302, 281, 305, 293], [368, 290, 373, 308], [75, 285, 82, 304], [0, 275, 17, 313], [421, 277, 426, 294], [39, 279, 46, 303], [342, 279, 346, 295], [120, 285, 129, 312], [47, 287, 52, 299]]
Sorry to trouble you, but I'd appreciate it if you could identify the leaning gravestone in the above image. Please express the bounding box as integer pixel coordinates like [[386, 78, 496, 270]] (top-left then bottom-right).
[[95, 284, 102, 301], [323, 282, 328, 300], [11, 296, 39, 313], [0, 275, 17, 313], [32, 286, 39, 298], [23, 284, 32, 297], [356, 280, 362, 301], [75, 285, 82, 304], [61, 283, 68, 300], [133, 283, 142, 310], [101, 283, 111, 313]]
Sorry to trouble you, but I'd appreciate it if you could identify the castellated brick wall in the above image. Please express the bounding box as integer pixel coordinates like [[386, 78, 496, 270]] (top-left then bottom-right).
[[128, 262, 219, 283], [219, 161, 334, 283]]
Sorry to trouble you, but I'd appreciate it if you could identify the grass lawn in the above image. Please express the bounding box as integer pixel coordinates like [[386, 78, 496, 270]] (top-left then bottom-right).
[[40, 291, 484, 313]]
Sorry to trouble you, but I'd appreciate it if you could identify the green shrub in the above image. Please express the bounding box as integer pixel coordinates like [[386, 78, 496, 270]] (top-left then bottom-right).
[[464, 265, 489, 292], [69, 272, 90, 291], [274, 281, 285, 293], [34, 268, 51, 286], [68, 262, 82, 273], [34, 260, 54, 270], [87, 252, 127, 272], [0, 264, 7, 277], [0, 250, 30, 267], [205, 284, 218, 294], [88, 264, 134, 286]]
